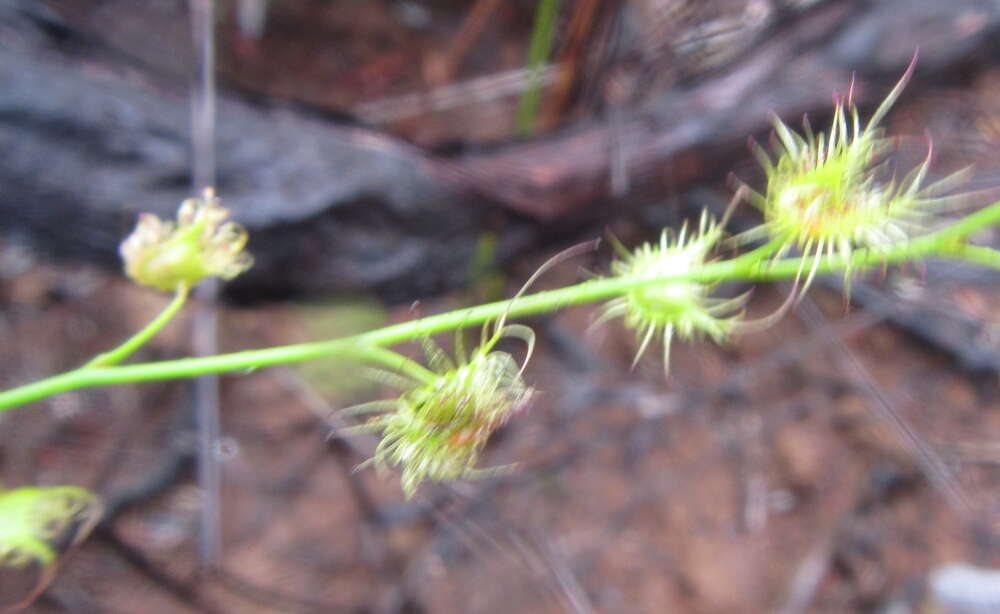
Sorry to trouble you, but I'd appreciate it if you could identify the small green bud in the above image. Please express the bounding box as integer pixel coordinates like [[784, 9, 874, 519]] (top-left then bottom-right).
[[119, 188, 253, 292]]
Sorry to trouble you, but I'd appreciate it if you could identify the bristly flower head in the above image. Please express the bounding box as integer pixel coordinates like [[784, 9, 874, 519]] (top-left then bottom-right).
[[0, 486, 102, 611], [600, 210, 746, 375], [343, 242, 600, 496], [120, 188, 253, 292], [748, 56, 965, 290], [351, 321, 535, 497]]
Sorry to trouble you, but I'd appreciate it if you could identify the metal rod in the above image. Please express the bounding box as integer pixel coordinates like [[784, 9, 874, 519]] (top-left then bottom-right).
[[189, 0, 222, 570]]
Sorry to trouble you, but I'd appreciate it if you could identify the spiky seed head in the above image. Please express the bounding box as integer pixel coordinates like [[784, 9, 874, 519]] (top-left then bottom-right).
[[602, 213, 745, 374], [760, 99, 901, 259], [119, 188, 253, 292], [0, 486, 102, 610], [359, 325, 535, 497], [752, 59, 965, 289]]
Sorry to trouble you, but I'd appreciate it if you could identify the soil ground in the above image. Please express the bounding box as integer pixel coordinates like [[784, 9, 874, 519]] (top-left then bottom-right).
[[1, 240, 998, 613]]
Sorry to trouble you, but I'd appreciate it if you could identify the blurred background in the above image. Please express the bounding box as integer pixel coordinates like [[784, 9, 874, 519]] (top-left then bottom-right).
[[2, 0, 1000, 612]]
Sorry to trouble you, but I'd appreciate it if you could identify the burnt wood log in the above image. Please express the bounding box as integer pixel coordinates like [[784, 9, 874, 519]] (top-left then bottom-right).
[[1, 0, 999, 304], [2, 1, 528, 303]]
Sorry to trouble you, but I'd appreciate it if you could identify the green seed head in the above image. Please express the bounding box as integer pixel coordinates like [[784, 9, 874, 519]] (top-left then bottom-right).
[[0, 486, 102, 611], [603, 213, 745, 374], [358, 324, 535, 497], [761, 97, 902, 254], [751, 59, 964, 289], [120, 188, 253, 292]]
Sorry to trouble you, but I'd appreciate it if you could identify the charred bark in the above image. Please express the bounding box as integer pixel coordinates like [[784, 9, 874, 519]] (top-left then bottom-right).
[[1, 0, 998, 303]]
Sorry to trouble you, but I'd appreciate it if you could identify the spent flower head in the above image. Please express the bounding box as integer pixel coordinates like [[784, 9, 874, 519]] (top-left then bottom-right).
[[120, 188, 253, 292], [600, 210, 746, 375], [748, 57, 966, 290], [351, 322, 535, 497]]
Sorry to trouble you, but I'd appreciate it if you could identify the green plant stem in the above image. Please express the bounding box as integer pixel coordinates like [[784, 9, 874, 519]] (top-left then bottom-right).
[[516, 0, 559, 135], [735, 237, 784, 263], [351, 344, 437, 385], [83, 286, 190, 368], [942, 243, 1000, 270], [1, 201, 999, 412]]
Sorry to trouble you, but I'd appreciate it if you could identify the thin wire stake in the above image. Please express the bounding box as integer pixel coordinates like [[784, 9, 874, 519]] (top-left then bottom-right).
[[189, 0, 222, 570]]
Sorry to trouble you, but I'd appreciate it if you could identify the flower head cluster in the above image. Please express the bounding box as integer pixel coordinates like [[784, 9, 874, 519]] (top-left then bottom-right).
[[355, 323, 535, 497], [750, 60, 963, 289], [119, 188, 253, 292], [601, 212, 745, 375], [0, 486, 102, 610]]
